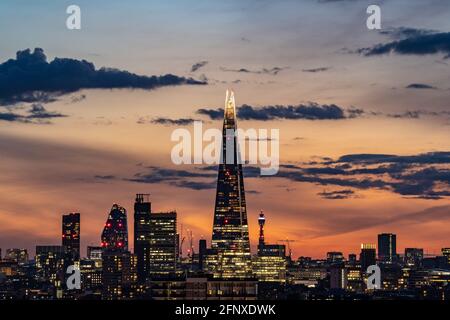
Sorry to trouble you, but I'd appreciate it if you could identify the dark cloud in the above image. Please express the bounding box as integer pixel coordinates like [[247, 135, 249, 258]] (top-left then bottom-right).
[[138, 117, 200, 126], [379, 27, 437, 40], [0, 48, 206, 105], [385, 110, 450, 119], [406, 83, 437, 90], [358, 32, 450, 57], [318, 189, 356, 200], [0, 103, 67, 124], [276, 152, 450, 200], [197, 108, 223, 120], [335, 152, 450, 165], [220, 66, 287, 75], [170, 180, 216, 190], [94, 175, 116, 180], [107, 165, 217, 190], [197, 103, 360, 121], [302, 67, 331, 73], [191, 61, 208, 72]]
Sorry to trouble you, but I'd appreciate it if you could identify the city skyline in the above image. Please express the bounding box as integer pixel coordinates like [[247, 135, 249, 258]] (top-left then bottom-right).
[[0, 0, 449, 259]]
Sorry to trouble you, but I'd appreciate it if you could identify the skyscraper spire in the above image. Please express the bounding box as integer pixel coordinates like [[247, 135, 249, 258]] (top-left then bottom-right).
[[211, 90, 252, 279], [258, 210, 266, 247]]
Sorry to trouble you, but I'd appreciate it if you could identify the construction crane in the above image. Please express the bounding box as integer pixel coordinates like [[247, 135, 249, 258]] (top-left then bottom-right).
[[277, 239, 298, 260]]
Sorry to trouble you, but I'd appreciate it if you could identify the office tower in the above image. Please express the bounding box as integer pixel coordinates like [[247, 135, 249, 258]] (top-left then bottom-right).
[[442, 248, 450, 264], [35, 245, 65, 289], [149, 211, 177, 279], [4, 248, 28, 264], [101, 204, 136, 299], [348, 253, 357, 265], [102, 250, 138, 300], [87, 246, 103, 268], [211, 90, 252, 279], [62, 213, 80, 260], [327, 252, 344, 264], [133, 194, 152, 284], [360, 243, 376, 271], [258, 211, 266, 247], [87, 246, 103, 260], [254, 213, 286, 283], [378, 233, 397, 263], [80, 259, 103, 291], [101, 204, 128, 250], [404, 248, 424, 267], [330, 267, 348, 290], [198, 239, 207, 270]]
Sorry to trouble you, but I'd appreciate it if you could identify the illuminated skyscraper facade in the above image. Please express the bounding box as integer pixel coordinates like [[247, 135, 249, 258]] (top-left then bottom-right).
[[378, 233, 397, 263], [254, 212, 286, 283], [101, 204, 128, 251], [360, 243, 376, 270], [211, 90, 252, 279], [62, 212, 80, 274], [100, 204, 137, 299], [134, 194, 152, 284], [149, 211, 177, 279]]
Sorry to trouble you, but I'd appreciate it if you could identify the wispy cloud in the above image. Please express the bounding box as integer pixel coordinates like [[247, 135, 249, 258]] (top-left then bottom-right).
[[220, 66, 287, 75], [190, 61, 208, 72]]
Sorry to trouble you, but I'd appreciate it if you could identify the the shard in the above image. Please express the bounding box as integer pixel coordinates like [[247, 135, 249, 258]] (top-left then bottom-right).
[[211, 90, 252, 279]]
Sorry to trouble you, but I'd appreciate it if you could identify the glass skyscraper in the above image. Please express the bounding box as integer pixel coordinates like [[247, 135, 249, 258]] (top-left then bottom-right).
[[211, 90, 252, 279], [101, 204, 128, 251], [134, 194, 152, 284]]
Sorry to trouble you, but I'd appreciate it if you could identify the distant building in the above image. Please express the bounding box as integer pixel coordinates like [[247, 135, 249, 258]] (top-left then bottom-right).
[[326, 252, 344, 264], [348, 253, 357, 265], [149, 211, 178, 279], [133, 194, 151, 284], [404, 248, 424, 267], [102, 250, 137, 300], [378, 233, 396, 263], [254, 244, 286, 283], [185, 277, 258, 300], [62, 213, 80, 260], [100, 204, 137, 300], [4, 248, 28, 264], [442, 248, 450, 264], [254, 211, 286, 283], [330, 267, 348, 289], [360, 243, 376, 271], [87, 246, 103, 268], [80, 258, 102, 292], [198, 239, 207, 270], [101, 204, 128, 251], [87, 246, 102, 260], [35, 245, 65, 292]]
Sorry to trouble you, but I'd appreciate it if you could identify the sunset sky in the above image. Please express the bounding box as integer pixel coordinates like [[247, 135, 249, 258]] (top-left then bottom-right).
[[0, 0, 449, 259]]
